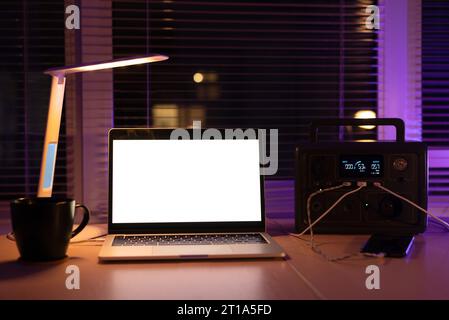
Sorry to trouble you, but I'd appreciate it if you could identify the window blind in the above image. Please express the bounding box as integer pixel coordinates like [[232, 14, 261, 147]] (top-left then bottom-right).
[[112, 0, 380, 178], [0, 0, 66, 215], [422, 0, 449, 202]]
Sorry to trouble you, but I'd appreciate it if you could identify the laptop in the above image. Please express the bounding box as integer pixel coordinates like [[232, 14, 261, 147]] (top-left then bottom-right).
[[98, 128, 286, 261]]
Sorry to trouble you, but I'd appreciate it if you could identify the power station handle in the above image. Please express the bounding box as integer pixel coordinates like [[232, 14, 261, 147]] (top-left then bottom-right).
[[309, 118, 405, 143]]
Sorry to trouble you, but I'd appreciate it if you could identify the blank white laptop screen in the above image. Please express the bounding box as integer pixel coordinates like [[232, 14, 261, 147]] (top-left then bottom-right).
[[112, 139, 262, 224]]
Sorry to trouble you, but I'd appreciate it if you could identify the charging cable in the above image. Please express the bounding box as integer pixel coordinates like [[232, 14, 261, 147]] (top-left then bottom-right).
[[373, 182, 449, 231], [290, 182, 385, 262], [291, 181, 448, 262], [6, 232, 106, 245], [299, 182, 363, 240]]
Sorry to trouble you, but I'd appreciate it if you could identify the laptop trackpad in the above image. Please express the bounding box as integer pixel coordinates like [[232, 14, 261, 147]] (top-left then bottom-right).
[[153, 245, 233, 256]]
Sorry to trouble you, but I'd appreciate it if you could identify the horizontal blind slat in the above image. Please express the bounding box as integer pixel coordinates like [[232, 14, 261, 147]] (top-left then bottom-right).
[[112, 0, 379, 178]]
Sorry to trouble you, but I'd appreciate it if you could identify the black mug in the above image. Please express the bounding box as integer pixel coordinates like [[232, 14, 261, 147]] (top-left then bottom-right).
[[10, 198, 90, 261]]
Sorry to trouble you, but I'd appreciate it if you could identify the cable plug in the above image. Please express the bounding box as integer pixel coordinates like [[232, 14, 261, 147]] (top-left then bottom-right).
[[357, 181, 368, 187]]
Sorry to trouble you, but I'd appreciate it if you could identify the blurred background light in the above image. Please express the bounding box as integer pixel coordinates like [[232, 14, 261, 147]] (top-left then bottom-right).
[[193, 72, 204, 83], [354, 110, 377, 130]]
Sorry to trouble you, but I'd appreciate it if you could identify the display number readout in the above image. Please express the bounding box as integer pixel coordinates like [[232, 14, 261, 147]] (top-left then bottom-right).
[[339, 155, 383, 178]]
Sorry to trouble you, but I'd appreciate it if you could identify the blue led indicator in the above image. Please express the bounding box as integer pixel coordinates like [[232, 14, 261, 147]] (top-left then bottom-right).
[[43, 143, 57, 189]]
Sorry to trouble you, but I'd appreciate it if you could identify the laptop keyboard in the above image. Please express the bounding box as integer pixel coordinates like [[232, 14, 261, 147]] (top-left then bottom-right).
[[112, 233, 267, 246]]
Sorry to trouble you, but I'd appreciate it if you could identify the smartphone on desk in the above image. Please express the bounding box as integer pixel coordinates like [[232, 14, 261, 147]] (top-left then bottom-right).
[[361, 234, 415, 258]]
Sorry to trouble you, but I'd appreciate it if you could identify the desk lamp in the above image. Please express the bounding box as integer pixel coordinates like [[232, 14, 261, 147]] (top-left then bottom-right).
[[37, 54, 168, 197]]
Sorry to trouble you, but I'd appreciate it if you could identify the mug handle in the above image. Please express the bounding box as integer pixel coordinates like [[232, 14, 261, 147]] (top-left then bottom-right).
[[71, 204, 90, 238]]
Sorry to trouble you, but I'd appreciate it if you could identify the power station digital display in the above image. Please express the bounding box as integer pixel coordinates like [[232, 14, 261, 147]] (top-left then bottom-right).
[[339, 155, 383, 178]]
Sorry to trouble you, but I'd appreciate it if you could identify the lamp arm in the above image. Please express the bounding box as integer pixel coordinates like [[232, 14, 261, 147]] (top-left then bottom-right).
[[37, 75, 66, 197]]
